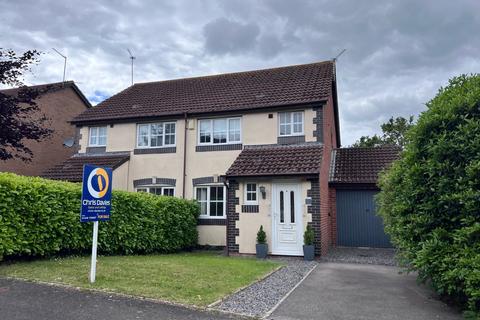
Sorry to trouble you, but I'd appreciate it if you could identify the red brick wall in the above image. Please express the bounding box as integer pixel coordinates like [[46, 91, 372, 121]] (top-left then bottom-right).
[[0, 87, 89, 176], [318, 95, 338, 254]]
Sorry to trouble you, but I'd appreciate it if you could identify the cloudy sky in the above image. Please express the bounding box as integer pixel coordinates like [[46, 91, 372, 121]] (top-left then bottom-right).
[[1, 0, 479, 145]]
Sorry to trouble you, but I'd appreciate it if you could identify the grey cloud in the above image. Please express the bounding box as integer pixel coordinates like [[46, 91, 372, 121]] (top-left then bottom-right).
[[203, 18, 260, 55], [258, 34, 283, 58], [1, 0, 479, 145]]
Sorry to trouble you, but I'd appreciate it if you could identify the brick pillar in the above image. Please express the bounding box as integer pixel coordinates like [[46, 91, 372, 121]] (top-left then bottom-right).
[[226, 179, 239, 253], [329, 187, 337, 246], [312, 105, 325, 143], [307, 178, 321, 255]]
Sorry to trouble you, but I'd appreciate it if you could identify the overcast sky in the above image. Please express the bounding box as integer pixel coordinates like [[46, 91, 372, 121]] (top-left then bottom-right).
[[1, 0, 479, 145]]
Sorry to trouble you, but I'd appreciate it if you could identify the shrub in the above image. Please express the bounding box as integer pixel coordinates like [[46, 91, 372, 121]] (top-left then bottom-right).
[[256, 225, 266, 244], [0, 173, 199, 260], [377, 74, 480, 314], [304, 225, 315, 246]]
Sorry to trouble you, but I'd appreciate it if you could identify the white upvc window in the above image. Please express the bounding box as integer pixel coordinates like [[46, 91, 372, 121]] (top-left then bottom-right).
[[136, 186, 175, 196], [244, 183, 258, 204], [89, 126, 107, 146], [195, 185, 226, 218], [198, 117, 241, 145], [137, 122, 176, 148], [279, 111, 304, 136]]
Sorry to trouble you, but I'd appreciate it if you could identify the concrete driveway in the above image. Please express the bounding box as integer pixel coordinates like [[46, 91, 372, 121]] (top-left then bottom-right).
[[269, 262, 461, 320]]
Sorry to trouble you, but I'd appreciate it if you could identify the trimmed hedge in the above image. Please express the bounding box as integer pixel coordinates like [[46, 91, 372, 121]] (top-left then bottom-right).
[[377, 74, 480, 315], [0, 173, 199, 259]]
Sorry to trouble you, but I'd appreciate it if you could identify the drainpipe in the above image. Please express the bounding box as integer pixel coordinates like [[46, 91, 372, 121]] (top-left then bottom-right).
[[182, 112, 188, 198]]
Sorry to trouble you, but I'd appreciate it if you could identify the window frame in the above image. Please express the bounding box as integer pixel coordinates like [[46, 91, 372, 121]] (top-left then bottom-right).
[[244, 182, 258, 205], [278, 111, 304, 137], [136, 122, 176, 149], [88, 126, 107, 147], [135, 186, 176, 196], [194, 184, 226, 219], [197, 117, 242, 145]]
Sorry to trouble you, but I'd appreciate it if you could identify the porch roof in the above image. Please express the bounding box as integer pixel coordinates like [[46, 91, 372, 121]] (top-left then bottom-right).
[[226, 143, 323, 177], [41, 153, 130, 182]]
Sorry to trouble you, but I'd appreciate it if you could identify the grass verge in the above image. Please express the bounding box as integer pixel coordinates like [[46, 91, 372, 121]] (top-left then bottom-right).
[[0, 251, 281, 307]]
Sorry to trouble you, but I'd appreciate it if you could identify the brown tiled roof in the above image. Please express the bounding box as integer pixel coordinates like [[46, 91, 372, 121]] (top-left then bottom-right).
[[329, 146, 401, 184], [1, 81, 92, 108], [41, 153, 130, 182], [226, 143, 323, 177], [72, 61, 334, 123]]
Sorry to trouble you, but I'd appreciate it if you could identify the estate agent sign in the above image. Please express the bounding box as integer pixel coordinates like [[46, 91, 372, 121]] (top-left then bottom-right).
[[80, 164, 113, 283], [81, 164, 112, 222]]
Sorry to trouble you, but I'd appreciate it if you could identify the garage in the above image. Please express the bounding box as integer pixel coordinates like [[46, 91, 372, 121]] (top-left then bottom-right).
[[336, 190, 391, 248], [329, 146, 400, 249]]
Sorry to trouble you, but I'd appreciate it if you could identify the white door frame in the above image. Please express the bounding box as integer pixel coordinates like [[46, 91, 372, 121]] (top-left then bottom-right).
[[271, 181, 303, 256]]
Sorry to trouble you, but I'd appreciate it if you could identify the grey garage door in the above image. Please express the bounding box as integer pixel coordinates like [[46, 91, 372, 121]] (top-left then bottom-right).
[[336, 190, 392, 248]]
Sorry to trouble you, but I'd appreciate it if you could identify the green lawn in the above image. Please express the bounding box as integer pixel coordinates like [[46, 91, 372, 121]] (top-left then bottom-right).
[[0, 252, 280, 306]]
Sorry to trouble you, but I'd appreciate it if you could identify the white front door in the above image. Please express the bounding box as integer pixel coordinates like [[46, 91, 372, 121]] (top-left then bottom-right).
[[272, 182, 303, 256]]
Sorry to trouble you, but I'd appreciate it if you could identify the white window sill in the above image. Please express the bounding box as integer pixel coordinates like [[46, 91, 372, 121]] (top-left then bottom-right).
[[136, 145, 176, 149], [278, 133, 304, 137], [198, 216, 226, 219]]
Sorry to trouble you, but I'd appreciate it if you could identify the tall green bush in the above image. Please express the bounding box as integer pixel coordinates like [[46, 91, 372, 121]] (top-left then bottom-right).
[[0, 173, 199, 259], [377, 74, 480, 314]]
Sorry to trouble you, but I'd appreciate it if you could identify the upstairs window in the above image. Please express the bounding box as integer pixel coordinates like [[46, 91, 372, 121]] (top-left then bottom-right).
[[198, 118, 241, 145], [137, 122, 176, 148], [89, 126, 107, 146], [279, 111, 304, 136]]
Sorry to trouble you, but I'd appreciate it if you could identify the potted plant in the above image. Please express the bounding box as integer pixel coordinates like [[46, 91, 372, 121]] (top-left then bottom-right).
[[303, 225, 315, 261], [256, 225, 268, 259]]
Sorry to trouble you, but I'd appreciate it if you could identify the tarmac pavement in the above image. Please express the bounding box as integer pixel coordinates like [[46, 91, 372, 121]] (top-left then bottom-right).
[[0, 278, 241, 320]]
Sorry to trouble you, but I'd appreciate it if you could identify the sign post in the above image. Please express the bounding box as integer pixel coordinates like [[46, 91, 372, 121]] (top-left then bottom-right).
[[80, 164, 112, 284]]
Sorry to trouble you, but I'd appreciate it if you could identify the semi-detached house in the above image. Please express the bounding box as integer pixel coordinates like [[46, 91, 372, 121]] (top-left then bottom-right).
[[43, 61, 399, 256]]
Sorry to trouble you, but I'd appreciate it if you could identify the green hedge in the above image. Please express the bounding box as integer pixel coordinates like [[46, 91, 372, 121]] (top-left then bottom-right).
[[0, 173, 199, 259], [377, 74, 480, 315]]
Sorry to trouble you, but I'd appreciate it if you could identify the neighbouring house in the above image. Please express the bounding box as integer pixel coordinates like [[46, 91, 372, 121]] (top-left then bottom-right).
[[0, 81, 91, 176], [42, 61, 399, 256]]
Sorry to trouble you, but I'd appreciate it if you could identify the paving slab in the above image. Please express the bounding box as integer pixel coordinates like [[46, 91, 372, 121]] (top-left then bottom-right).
[[269, 262, 461, 320], [0, 278, 242, 320]]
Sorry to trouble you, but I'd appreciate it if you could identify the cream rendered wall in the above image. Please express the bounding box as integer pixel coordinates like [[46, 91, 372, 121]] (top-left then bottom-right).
[[303, 108, 317, 142], [236, 179, 312, 254], [106, 123, 137, 152], [76, 108, 317, 249], [112, 161, 129, 190], [78, 126, 89, 153], [197, 226, 226, 246], [239, 108, 316, 145]]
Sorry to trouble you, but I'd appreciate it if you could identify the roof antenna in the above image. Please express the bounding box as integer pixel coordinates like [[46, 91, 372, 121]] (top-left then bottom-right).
[[127, 48, 136, 86], [333, 49, 346, 62], [52, 48, 67, 83]]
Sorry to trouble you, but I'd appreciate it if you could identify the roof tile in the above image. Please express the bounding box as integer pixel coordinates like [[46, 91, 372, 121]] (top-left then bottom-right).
[[226, 143, 323, 177], [72, 61, 334, 123], [41, 153, 130, 182], [329, 146, 401, 184]]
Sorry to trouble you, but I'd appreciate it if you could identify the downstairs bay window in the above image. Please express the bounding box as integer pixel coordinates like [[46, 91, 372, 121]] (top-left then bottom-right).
[[136, 186, 175, 196], [195, 185, 226, 218]]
